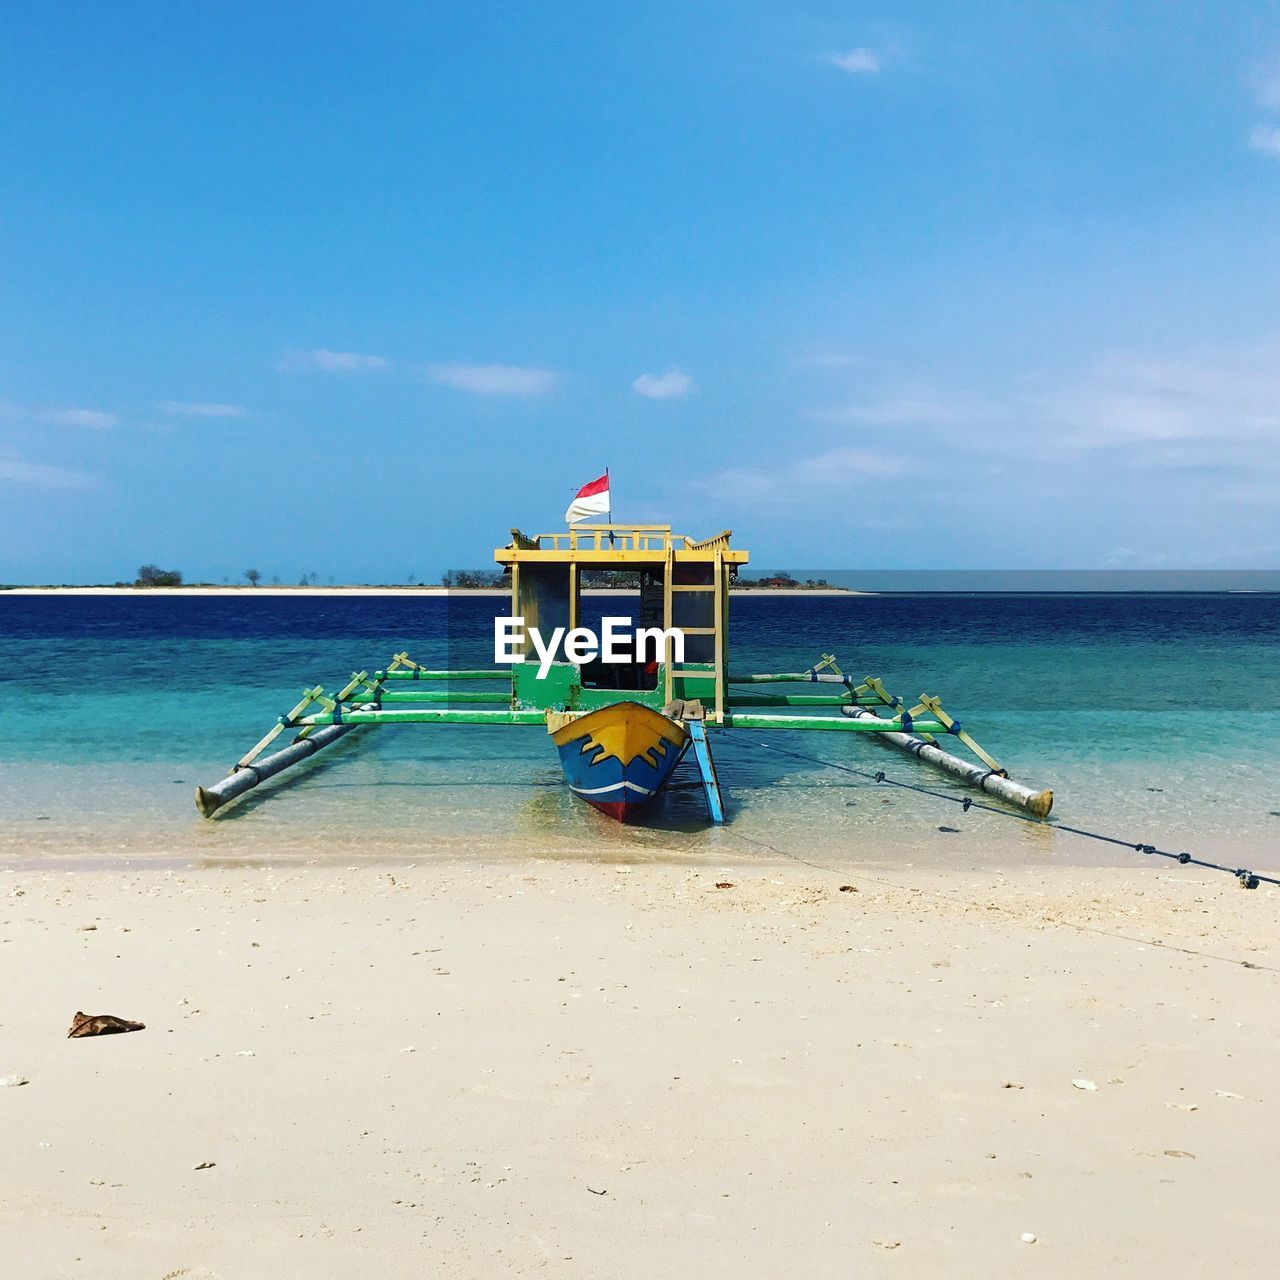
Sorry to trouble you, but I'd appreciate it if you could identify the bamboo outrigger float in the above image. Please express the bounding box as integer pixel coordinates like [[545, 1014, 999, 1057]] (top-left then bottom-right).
[[197, 525, 1052, 823]]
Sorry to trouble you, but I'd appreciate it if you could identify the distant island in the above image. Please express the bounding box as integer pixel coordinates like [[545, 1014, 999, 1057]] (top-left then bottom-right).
[[733, 573, 846, 591], [1, 565, 854, 593]]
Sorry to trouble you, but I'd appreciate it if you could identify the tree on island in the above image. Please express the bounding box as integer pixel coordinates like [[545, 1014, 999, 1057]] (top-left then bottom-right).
[[245, 568, 261, 587], [733, 571, 838, 590], [443, 569, 503, 588], [581, 568, 641, 588], [136, 564, 183, 587]]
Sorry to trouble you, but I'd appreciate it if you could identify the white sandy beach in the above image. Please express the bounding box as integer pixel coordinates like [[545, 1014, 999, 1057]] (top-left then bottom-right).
[[1, 586, 864, 597], [1, 585, 487, 596], [2, 856, 1276, 1278]]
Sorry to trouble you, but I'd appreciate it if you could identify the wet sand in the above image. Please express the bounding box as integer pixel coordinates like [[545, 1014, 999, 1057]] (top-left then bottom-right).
[[1, 857, 1277, 1278]]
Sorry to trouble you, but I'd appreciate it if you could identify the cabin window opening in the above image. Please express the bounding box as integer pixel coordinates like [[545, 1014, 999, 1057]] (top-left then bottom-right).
[[671, 563, 717, 664], [577, 569, 663, 690], [579, 657, 660, 692], [514, 564, 571, 660]]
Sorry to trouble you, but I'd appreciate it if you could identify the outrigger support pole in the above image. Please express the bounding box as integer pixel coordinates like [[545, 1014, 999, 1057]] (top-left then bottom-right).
[[725, 656, 1053, 819], [833, 663, 1052, 817], [840, 703, 1052, 816], [816, 657, 1052, 818], [195, 665, 397, 818], [196, 725, 356, 818]]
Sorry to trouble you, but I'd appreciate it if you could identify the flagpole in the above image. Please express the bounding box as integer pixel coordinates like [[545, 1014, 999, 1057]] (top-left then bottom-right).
[[606, 467, 614, 544]]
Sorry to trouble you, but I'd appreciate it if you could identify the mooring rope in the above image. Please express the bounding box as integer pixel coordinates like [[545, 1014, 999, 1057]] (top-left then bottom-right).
[[717, 823, 1280, 973], [738, 737, 1279, 890]]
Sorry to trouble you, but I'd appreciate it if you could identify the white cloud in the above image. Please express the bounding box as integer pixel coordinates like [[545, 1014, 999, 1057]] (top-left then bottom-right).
[[1032, 338, 1280, 454], [1226, 482, 1280, 506], [1249, 56, 1280, 111], [811, 396, 980, 426], [277, 348, 390, 373], [0, 455, 94, 489], [800, 337, 1280, 488], [681, 336, 1280, 565], [791, 350, 857, 369], [155, 401, 248, 418], [631, 368, 694, 400], [792, 447, 906, 480], [813, 338, 1280, 453], [1248, 124, 1280, 155], [1245, 57, 1280, 156], [829, 47, 880, 74], [713, 446, 906, 504], [425, 363, 558, 395], [44, 407, 117, 429]]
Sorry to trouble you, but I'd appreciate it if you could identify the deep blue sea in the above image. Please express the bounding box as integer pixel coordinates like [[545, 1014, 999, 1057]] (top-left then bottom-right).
[[1, 592, 1277, 869]]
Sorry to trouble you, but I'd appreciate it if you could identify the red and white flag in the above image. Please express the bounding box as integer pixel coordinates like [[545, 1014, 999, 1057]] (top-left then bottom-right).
[[565, 470, 610, 524]]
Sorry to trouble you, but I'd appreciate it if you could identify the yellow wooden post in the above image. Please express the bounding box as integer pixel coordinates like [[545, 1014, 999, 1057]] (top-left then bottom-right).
[[663, 541, 674, 704], [712, 547, 725, 723]]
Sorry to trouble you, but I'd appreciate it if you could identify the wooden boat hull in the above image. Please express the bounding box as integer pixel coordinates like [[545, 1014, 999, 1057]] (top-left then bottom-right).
[[548, 702, 689, 822]]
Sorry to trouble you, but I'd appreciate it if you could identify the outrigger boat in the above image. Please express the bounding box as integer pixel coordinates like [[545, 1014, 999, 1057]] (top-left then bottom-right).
[[196, 525, 1052, 823]]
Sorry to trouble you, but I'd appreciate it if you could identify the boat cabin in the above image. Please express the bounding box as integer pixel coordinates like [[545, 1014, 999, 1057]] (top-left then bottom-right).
[[494, 525, 749, 722]]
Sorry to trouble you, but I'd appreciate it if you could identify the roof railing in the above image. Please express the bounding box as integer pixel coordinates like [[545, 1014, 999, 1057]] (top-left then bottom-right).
[[504, 525, 737, 554], [511, 525, 672, 552]]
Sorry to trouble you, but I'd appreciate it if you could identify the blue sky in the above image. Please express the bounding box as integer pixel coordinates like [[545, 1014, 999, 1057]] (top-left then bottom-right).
[[2, 2, 1279, 582]]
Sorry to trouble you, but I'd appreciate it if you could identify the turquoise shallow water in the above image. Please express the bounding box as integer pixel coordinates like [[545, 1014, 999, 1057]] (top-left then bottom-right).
[[1, 593, 1277, 869]]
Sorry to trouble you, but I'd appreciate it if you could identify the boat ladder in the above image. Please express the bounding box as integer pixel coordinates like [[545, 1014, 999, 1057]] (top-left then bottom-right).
[[685, 718, 725, 823]]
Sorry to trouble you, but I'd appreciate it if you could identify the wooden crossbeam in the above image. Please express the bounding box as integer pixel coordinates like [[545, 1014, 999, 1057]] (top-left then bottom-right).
[[914, 693, 1006, 775], [233, 654, 414, 771], [234, 686, 325, 771]]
